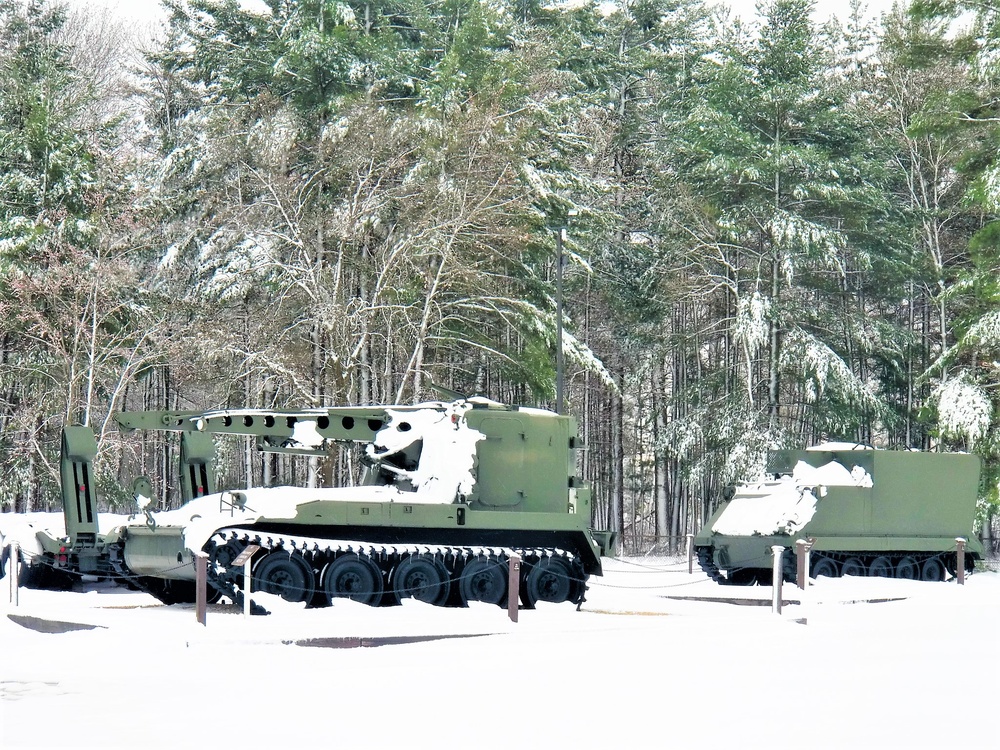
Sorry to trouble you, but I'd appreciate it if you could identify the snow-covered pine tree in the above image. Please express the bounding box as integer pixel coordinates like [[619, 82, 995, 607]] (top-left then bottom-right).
[[0, 0, 154, 511], [672, 0, 893, 462], [908, 0, 1000, 548]]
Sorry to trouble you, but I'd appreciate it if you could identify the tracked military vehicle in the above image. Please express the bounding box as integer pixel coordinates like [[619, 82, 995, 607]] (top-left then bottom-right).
[[694, 445, 983, 584], [23, 398, 615, 610]]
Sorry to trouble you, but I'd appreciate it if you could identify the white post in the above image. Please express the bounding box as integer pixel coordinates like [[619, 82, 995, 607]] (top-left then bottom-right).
[[230, 543, 260, 617], [8, 541, 19, 606], [771, 546, 783, 615], [243, 558, 253, 618]]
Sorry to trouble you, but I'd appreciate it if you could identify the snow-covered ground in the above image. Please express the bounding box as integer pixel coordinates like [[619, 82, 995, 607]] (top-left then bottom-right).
[[2, 557, 998, 749]]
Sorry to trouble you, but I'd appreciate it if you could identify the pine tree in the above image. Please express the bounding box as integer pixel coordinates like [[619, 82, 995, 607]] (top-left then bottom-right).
[[675, 0, 899, 451], [137, 1, 616, 492]]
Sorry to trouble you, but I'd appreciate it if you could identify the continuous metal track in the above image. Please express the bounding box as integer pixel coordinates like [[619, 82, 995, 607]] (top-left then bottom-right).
[[203, 528, 589, 613], [695, 546, 728, 584], [697, 545, 970, 586], [806, 550, 964, 582]]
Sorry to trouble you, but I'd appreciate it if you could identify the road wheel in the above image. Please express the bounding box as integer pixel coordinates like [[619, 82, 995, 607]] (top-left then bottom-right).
[[458, 556, 508, 606], [841, 558, 865, 577], [392, 554, 450, 606], [868, 556, 893, 578], [920, 557, 946, 582], [811, 557, 839, 579], [896, 556, 919, 580], [322, 554, 383, 606]]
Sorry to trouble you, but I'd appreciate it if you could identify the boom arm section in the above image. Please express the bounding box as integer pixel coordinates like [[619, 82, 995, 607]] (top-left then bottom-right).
[[114, 406, 399, 456]]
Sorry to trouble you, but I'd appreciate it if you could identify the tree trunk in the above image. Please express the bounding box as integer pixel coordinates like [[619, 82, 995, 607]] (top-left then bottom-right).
[[768, 254, 781, 430], [610, 368, 625, 544], [653, 358, 668, 545]]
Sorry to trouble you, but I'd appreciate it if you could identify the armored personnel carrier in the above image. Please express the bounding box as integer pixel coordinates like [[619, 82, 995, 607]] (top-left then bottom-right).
[[19, 398, 615, 610], [694, 445, 983, 584]]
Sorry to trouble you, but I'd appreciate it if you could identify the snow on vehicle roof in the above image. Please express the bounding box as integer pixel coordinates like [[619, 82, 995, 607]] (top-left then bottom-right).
[[466, 396, 504, 407], [807, 441, 875, 451], [793, 459, 873, 488], [712, 458, 874, 537]]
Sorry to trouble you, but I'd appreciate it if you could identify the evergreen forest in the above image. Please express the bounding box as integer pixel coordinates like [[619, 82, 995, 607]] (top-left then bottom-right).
[[3, 0, 1000, 554]]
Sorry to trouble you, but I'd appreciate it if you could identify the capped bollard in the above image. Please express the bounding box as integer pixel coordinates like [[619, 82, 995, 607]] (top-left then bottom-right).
[[7, 541, 19, 607], [795, 538, 814, 590], [507, 554, 521, 623], [771, 546, 784, 615], [956, 538, 966, 585], [195, 553, 208, 626]]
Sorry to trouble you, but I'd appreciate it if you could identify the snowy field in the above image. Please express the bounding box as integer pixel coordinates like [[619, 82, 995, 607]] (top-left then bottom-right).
[[2, 556, 999, 750]]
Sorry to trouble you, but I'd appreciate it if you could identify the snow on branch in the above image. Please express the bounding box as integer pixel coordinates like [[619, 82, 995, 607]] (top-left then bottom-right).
[[963, 310, 1000, 350], [781, 329, 878, 408], [723, 439, 770, 485], [562, 329, 616, 390], [934, 375, 992, 448], [768, 210, 848, 280], [926, 311, 1000, 381], [978, 163, 1000, 212], [733, 289, 770, 357], [249, 107, 300, 168], [195, 228, 280, 302], [520, 299, 617, 390], [661, 417, 704, 462]]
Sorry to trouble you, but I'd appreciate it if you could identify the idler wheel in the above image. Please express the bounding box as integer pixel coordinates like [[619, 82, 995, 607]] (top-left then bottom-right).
[[253, 551, 315, 603], [392, 554, 450, 605], [458, 556, 508, 606], [868, 556, 893, 578], [945, 550, 975, 576], [322, 554, 383, 606], [896, 556, 919, 580]]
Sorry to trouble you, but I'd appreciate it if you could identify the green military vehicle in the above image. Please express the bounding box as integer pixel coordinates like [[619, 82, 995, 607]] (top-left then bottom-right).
[[694, 445, 983, 584], [24, 398, 615, 609]]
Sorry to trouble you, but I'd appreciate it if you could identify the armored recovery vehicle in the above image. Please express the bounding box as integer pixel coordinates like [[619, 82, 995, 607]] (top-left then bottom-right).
[[694, 445, 983, 584], [22, 398, 615, 610]]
